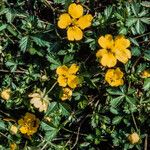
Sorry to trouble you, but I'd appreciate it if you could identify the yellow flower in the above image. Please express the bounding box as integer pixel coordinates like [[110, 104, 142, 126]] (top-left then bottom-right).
[[10, 125, 18, 134], [10, 143, 17, 150], [128, 132, 140, 144], [96, 34, 131, 67], [61, 87, 73, 101], [56, 64, 79, 89], [141, 69, 150, 78], [1, 88, 11, 100], [105, 68, 124, 87], [18, 112, 40, 136], [58, 3, 93, 41], [28, 89, 50, 112]]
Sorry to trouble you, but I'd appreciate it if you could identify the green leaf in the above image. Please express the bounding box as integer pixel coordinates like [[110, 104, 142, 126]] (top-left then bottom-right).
[[129, 38, 139, 46], [0, 24, 7, 31], [143, 78, 150, 91], [110, 107, 119, 115], [143, 50, 150, 61], [59, 102, 71, 116], [0, 121, 6, 131], [126, 18, 137, 27], [125, 96, 137, 105], [19, 36, 30, 52], [104, 6, 113, 19], [110, 96, 124, 107], [135, 20, 145, 34], [141, 1, 150, 7], [41, 122, 58, 141], [107, 88, 123, 96], [46, 54, 61, 65], [46, 102, 58, 115], [63, 54, 74, 64], [112, 116, 123, 125], [31, 36, 50, 47], [7, 25, 18, 36], [131, 47, 141, 56]]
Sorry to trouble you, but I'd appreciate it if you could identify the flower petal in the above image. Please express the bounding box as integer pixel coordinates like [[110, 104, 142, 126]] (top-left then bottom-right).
[[76, 14, 93, 30], [68, 64, 79, 74], [57, 13, 71, 29], [115, 35, 130, 49], [56, 65, 68, 75], [100, 52, 117, 67], [67, 75, 79, 89], [98, 34, 114, 49], [67, 26, 83, 41], [61, 88, 73, 101], [115, 49, 131, 64], [19, 126, 28, 134], [105, 68, 124, 87], [96, 49, 108, 58], [68, 3, 83, 19], [57, 76, 67, 87]]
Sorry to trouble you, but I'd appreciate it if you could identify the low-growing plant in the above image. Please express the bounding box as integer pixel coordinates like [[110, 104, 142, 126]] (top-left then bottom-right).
[[0, 0, 150, 149]]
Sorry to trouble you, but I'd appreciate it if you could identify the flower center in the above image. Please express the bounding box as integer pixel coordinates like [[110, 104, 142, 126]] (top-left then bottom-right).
[[71, 18, 78, 26]]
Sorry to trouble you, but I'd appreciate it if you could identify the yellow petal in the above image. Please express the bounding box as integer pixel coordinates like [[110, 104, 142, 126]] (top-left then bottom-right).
[[105, 68, 124, 87], [101, 52, 117, 67], [141, 69, 150, 78], [56, 65, 68, 75], [98, 34, 114, 49], [68, 64, 79, 74], [96, 49, 108, 58], [61, 88, 73, 101], [115, 35, 130, 49], [68, 3, 83, 19], [67, 75, 79, 89], [76, 14, 93, 30], [115, 49, 131, 64], [57, 76, 67, 87], [67, 26, 83, 41], [18, 119, 24, 126], [115, 68, 124, 78], [19, 126, 28, 134], [57, 13, 71, 29]]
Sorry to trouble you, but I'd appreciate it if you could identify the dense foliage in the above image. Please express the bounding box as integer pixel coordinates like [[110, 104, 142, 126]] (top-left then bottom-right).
[[0, 0, 150, 149]]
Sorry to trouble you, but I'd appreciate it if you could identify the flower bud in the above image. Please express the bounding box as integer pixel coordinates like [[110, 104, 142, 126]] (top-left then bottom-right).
[[128, 132, 140, 144], [41, 75, 49, 82], [1, 89, 11, 100], [10, 125, 18, 135]]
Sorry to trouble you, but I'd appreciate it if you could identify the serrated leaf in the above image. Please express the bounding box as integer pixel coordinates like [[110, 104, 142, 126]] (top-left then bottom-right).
[[63, 54, 74, 64], [19, 36, 30, 52], [41, 122, 58, 141], [143, 78, 150, 91], [0, 121, 6, 131], [125, 96, 137, 105], [131, 47, 141, 56], [46, 54, 61, 65], [129, 38, 139, 46], [110, 96, 124, 107], [143, 50, 150, 61], [135, 20, 145, 34], [59, 102, 71, 116], [104, 6, 113, 19], [112, 116, 123, 125], [46, 102, 58, 115], [110, 107, 119, 115], [0, 24, 7, 31], [31, 36, 50, 47], [141, 1, 150, 7], [107, 88, 123, 96]]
